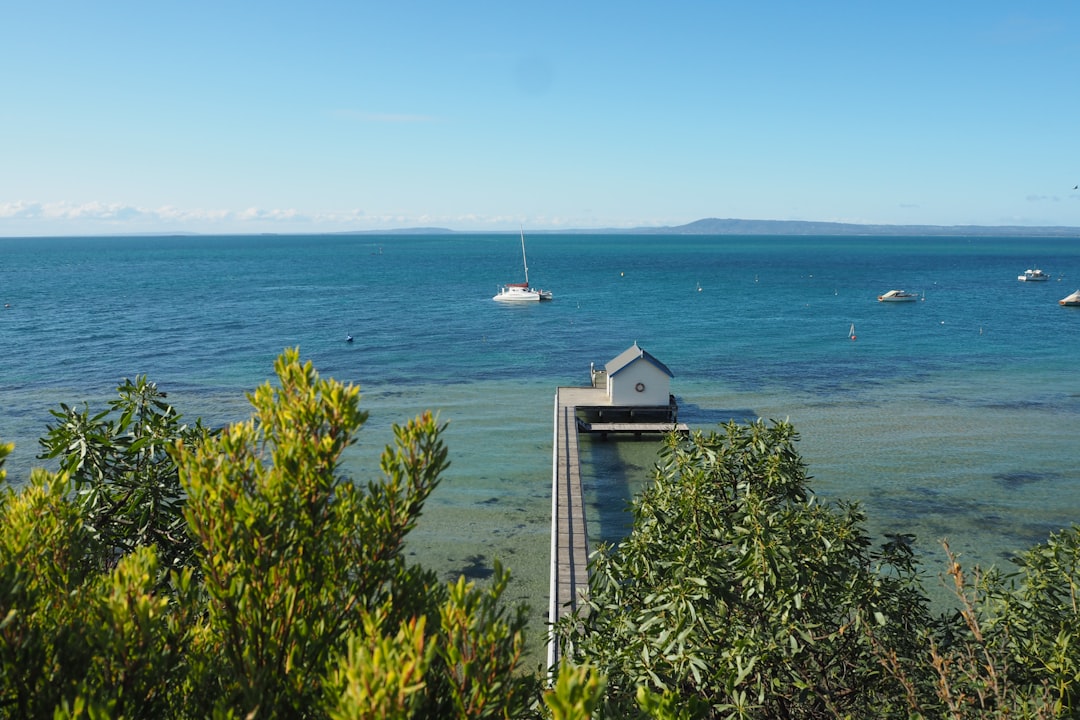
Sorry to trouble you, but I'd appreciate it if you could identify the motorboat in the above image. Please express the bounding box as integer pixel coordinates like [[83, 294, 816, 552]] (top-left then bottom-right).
[[877, 290, 920, 302], [1018, 268, 1050, 282], [493, 227, 553, 302], [1059, 290, 1080, 306]]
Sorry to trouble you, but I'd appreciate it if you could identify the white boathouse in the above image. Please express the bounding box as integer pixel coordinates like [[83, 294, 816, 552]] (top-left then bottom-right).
[[599, 342, 674, 407]]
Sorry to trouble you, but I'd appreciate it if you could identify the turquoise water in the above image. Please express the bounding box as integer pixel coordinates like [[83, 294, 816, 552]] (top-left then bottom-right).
[[3, 233, 1080, 636]]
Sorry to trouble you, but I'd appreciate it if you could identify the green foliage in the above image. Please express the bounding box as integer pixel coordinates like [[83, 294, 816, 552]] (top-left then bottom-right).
[[0, 470, 91, 716], [63, 547, 195, 717], [635, 685, 709, 720], [324, 613, 433, 720], [554, 419, 1080, 719], [178, 348, 480, 715], [178, 349, 377, 714], [38, 376, 209, 572], [0, 349, 540, 718], [543, 662, 605, 720], [1001, 527, 1080, 710], [9, 351, 1080, 718], [325, 564, 539, 720], [0, 440, 10, 483], [0, 470, 194, 718], [878, 536, 1080, 719], [429, 562, 535, 718], [555, 420, 934, 718]]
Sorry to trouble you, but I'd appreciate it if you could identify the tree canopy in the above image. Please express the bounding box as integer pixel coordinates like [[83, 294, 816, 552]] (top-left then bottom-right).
[[554, 421, 1080, 718], [0, 349, 553, 718]]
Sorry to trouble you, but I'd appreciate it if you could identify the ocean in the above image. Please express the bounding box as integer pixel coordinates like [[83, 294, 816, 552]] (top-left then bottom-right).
[[2, 232, 1079, 652]]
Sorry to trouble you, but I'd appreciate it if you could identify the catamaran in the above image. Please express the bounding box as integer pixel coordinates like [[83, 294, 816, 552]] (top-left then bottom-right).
[[493, 227, 553, 302]]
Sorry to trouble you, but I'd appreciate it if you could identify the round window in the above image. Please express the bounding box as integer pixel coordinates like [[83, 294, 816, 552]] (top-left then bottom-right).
[[635, 382, 646, 393]]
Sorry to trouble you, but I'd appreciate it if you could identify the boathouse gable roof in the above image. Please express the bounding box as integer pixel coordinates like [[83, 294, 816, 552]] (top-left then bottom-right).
[[605, 342, 674, 379]]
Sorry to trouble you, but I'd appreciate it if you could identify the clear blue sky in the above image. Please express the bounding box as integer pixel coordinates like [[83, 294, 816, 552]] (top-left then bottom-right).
[[2, 2, 1078, 236]]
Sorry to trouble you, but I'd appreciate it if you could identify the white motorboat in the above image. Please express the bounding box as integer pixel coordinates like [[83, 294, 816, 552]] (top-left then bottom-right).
[[877, 289, 920, 302], [1018, 268, 1050, 281], [1059, 290, 1080, 306], [493, 227, 553, 302]]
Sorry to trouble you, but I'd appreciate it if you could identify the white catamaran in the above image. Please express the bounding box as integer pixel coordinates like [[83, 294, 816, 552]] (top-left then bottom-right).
[[493, 227, 553, 302]]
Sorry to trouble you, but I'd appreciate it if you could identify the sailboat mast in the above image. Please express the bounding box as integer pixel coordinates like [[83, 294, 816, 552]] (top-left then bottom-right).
[[520, 225, 529, 285]]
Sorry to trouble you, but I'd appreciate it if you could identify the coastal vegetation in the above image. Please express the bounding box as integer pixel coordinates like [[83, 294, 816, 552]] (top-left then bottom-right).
[[552, 422, 1080, 717], [0, 350, 542, 718], [2, 349, 1080, 718]]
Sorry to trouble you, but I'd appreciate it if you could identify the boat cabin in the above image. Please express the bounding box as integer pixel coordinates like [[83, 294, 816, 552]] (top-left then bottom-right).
[[603, 342, 674, 407]]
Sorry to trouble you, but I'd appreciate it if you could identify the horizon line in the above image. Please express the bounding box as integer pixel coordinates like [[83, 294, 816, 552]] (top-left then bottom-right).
[[2, 217, 1080, 240]]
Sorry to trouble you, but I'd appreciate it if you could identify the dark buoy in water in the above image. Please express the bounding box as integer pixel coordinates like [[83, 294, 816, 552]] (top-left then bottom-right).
[[346, 335, 353, 343]]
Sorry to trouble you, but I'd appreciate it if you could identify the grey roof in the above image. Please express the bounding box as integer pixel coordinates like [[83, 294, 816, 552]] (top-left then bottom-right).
[[605, 342, 674, 378]]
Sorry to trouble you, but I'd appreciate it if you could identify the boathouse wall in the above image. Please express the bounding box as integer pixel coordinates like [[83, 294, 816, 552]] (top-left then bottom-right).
[[607, 362, 670, 406], [604, 343, 673, 407]]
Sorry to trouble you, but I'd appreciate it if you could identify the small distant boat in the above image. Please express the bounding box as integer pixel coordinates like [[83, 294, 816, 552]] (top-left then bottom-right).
[[877, 289, 919, 302], [493, 227, 553, 302], [1018, 268, 1050, 282], [1059, 290, 1080, 306], [848, 323, 856, 340]]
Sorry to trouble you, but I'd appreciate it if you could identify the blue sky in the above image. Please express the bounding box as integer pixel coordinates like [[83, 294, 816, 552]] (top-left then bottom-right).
[[2, 2, 1078, 236]]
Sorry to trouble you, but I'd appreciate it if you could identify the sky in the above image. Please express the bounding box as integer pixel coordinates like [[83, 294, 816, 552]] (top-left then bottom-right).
[[2, 2, 1079, 236]]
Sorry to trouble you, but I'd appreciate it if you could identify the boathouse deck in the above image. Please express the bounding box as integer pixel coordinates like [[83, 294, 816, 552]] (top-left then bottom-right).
[[548, 385, 687, 671]]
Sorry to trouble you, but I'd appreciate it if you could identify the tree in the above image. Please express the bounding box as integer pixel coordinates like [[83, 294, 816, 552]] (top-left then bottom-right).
[[1, 349, 561, 718], [176, 348, 540, 716], [554, 420, 935, 719], [878, 535, 1080, 719], [38, 376, 209, 573]]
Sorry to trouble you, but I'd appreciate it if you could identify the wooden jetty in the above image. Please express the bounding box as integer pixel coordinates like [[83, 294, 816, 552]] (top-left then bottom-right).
[[547, 382, 688, 672]]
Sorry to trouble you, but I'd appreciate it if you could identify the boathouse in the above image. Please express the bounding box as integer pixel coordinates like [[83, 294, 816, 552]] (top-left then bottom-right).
[[602, 342, 674, 407]]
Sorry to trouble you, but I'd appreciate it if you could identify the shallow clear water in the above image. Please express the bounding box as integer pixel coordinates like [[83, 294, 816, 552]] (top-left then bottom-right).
[[2, 232, 1079, 651]]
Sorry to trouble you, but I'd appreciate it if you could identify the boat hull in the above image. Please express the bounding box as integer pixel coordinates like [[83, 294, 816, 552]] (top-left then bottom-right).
[[1060, 290, 1080, 306], [878, 290, 919, 302], [493, 292, 541, 302], [493, 285, 548, 302]]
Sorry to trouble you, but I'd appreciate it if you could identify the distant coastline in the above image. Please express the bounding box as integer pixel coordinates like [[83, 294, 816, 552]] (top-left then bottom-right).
[[5, 218, 1080, 240], [334, 218, 1080, 238]]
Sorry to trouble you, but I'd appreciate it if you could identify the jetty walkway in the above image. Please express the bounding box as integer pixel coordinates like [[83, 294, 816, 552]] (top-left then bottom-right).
[[547, 383, 687, 670]]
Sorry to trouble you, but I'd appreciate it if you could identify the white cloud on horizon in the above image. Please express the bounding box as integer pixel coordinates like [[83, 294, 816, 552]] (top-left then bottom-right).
[[0, 200, 664, 235], [0, 200, 353, 228]]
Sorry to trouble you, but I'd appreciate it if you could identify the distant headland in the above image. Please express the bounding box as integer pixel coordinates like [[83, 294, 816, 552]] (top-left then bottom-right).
[[635, 218, 1080, 237], [340, 218, 1080, 237]]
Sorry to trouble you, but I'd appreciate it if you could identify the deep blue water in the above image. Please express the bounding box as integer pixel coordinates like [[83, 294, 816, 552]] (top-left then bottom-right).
[[2, 232, 1079, 627]]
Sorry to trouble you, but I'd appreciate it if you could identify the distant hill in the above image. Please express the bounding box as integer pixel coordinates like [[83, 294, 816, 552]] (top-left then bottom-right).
[[631, 218, 1080, 237]]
